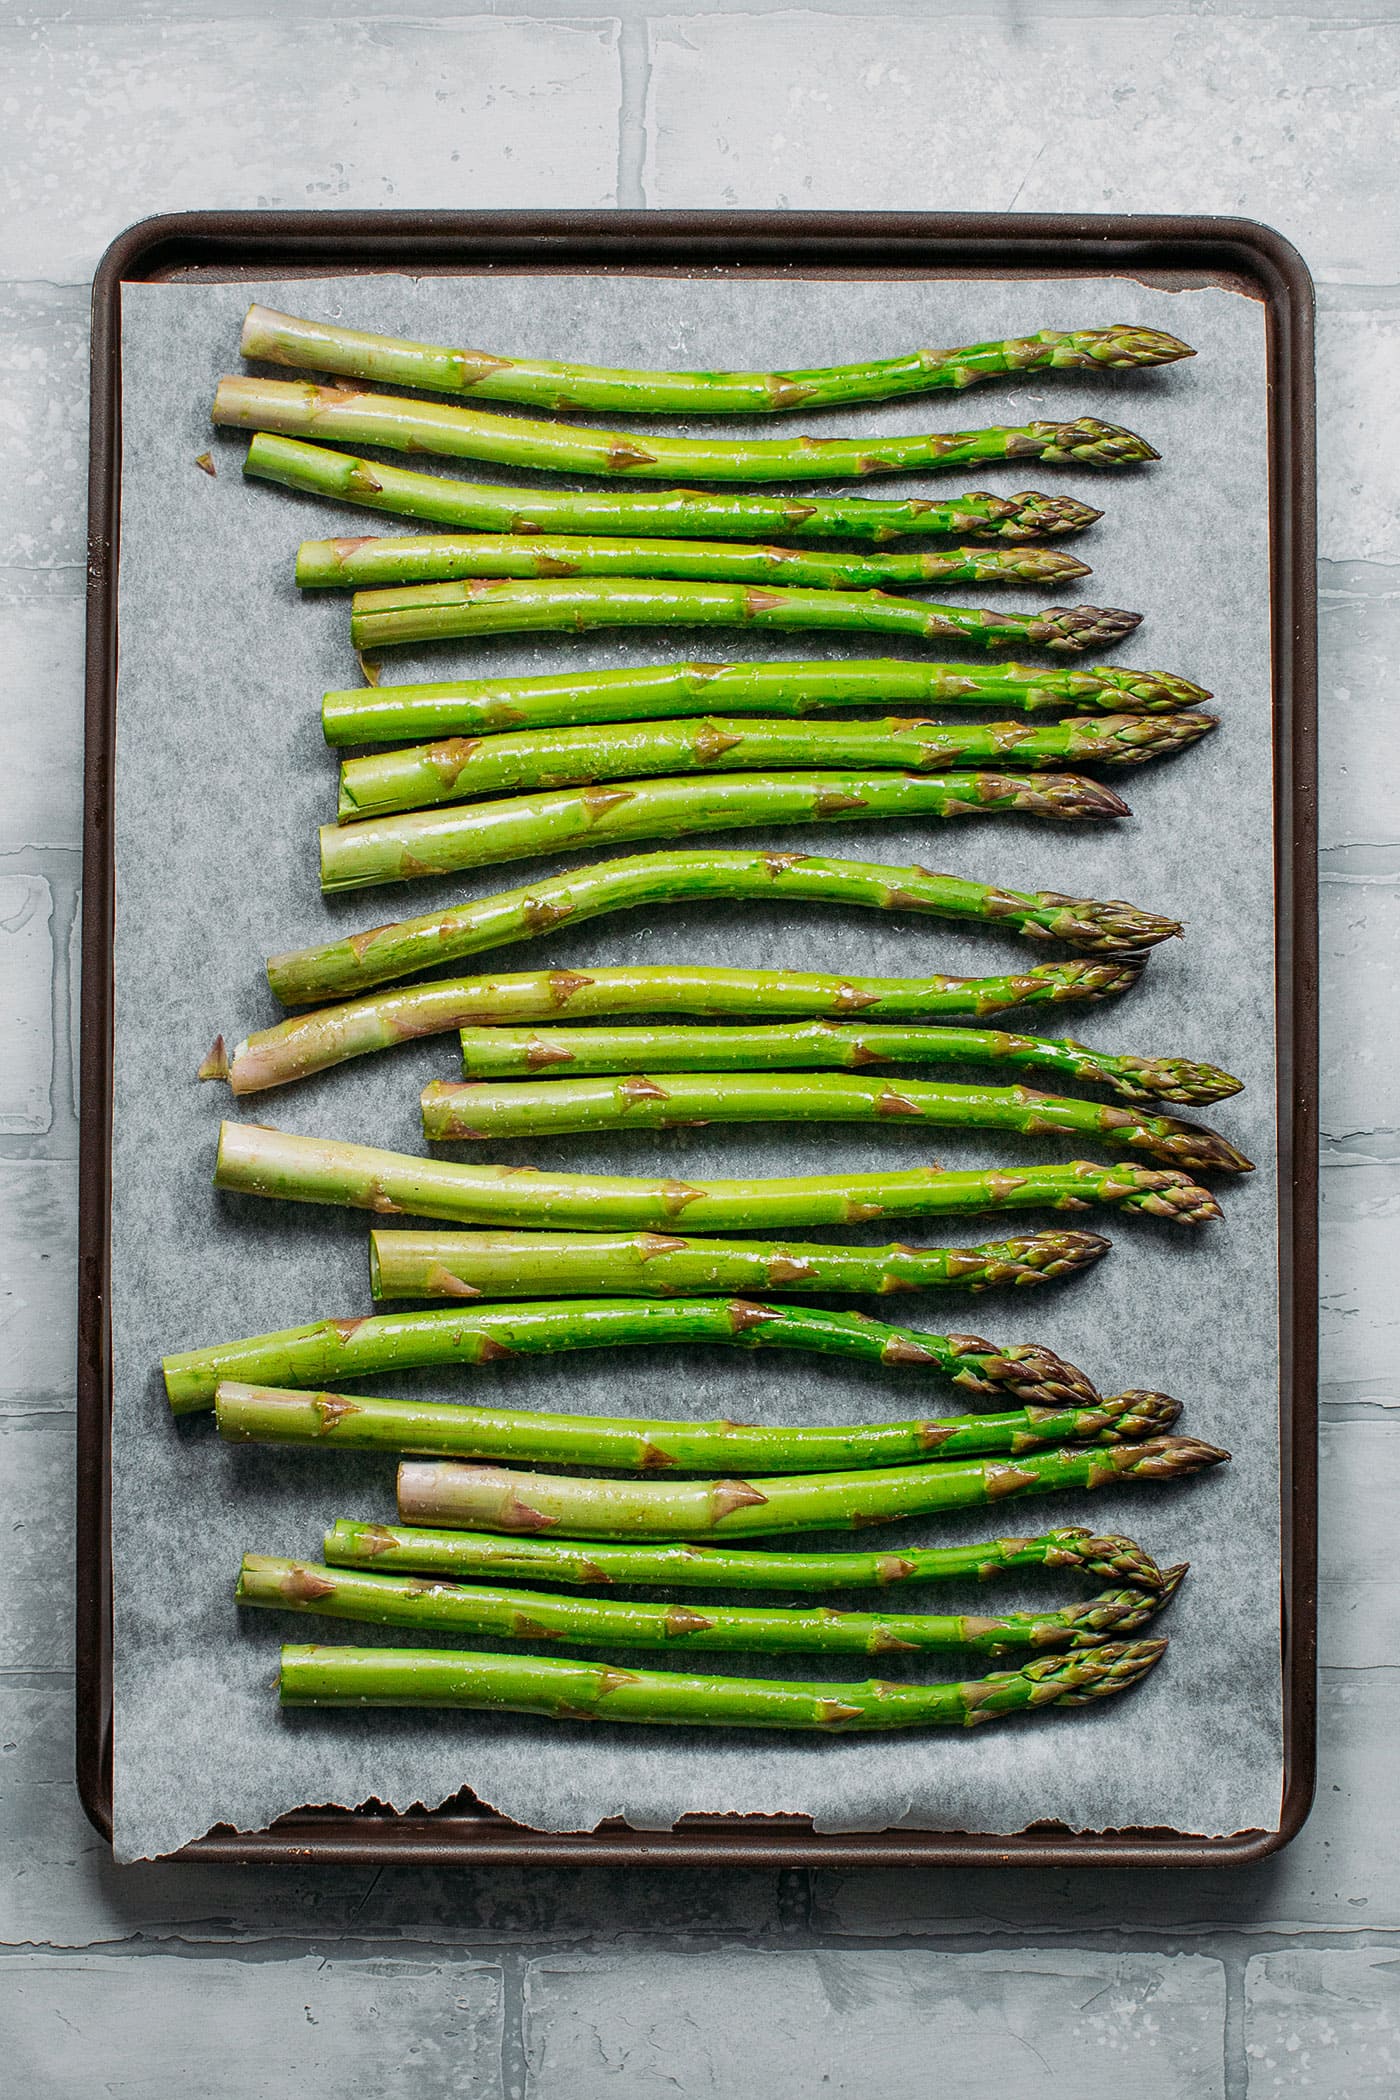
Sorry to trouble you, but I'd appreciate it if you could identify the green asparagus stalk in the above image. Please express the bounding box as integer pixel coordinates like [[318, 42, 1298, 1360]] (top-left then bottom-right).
[[395, 1438, 1227, 1538], [319, 771, 1130, 895], [253, 435, 1103, 547], [242, 306, 1193, 414], [367, 1227, 1111, 1302], [217, 1379, 1180, 1465], [301, 532, 1092, 595], [212, 959, 1147, 1095], [322, 1517, 1170, 1593], [453, 1022, 1241, 1107], [349, 577, 1142, 656], [321, 658, 1212, 747], [213, 375, 1160, 482], [163, 1298, 1104, 1417], [210, 1121, 1224, 1233], [338, 712, 1213, 823], [267, 849, 1179, 1008], [421, 1071, 1252, 1175], [276, 1638, 1170, 1731], [238, 1554, 1184, 1658]]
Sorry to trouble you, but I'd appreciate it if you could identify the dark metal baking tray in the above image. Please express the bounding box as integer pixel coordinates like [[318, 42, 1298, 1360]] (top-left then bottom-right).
[[78, 209, 1316, 1867]]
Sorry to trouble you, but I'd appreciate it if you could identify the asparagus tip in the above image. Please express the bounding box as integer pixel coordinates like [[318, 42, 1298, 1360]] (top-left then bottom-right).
[[1105, 1055, 1243, 1106], [1048, 1530, 1169, 1593], [1128, 1435, 1230, 1477], [1157, 1125, 1255, 1176], [1103, 1389, 1182, 1438], [1027, 603, 1144, 654]]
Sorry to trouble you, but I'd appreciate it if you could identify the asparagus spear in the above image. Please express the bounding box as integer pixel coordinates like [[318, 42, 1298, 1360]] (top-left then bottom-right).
[[321, 658, 1212, 746], [267, 849, 1179, 1008], [242, 307, 1193, 413], [421, 1071, 1252, 1175], [301, 532, 1092, 595], [213, 375, 1160, 481], [277, 1638, 1170, 1731], [238, 1554, 1183, 1658], [211, 1121, 1224, 1232], [163, 1299, 1104, 1417], [253, 434, 1103, 546], [367, 1227, 1111, 1302], [213, 959, 1147, 1095], [217, 1379, 1180, 1464], [322, 1517, 1170, 1593], [396, 1438, 1227, 1538], [338, 712, 1213, 823], [453, 1022, 1241, 1107], [349, 577, 1142, 656], [320, 771, 1130, 895]]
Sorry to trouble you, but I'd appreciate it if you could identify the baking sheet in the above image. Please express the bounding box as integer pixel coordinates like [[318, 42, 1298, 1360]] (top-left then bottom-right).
[[110, 272, 1278, 1861]]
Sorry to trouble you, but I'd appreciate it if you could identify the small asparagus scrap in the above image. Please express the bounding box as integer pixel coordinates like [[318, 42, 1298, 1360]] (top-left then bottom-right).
[[238, 1554, 1185, 1658], [216, 1380, 1181, 1466], [420, 1070, 1253, 1175], [210, 1121, 1225, 1234], [453, 1021, 1240, 1106], [267, 849, 1180, 1008], [218, 959, 1149, 1096], [348, 576, 1143, 656], [255, 435, 1103, 547], [337, 712, 1214, 823], [162, 1298, 1105, 1417], [241, 306, 1193, 413], [320, 771, 1130, 895], [214, 374, 1160, 481], [300, 532, 1093, 595], [322, 1518, 1170, 1593], [367, 1227, 1111, 1302], [395, 1440, 1227, 1538], [276, 1638, 1171, 1732], [320, 658, 1212, 747]]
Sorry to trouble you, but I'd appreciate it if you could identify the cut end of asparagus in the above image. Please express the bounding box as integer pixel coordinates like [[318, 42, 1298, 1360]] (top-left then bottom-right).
[[1026, 604, 1144, 653], [197, 1034, 230, 1084], [241, 303, 288, 361]]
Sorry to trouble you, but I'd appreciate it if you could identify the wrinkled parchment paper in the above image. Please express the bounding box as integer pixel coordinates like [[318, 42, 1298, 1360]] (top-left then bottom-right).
[[110, 273, 1279, 1859]]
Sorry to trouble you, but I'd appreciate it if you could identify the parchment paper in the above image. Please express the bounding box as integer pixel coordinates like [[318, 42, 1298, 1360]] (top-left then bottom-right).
[[110, 272, 1279, 1860]]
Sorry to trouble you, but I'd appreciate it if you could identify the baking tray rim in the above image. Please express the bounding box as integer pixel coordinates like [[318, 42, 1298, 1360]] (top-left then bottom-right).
[[77, 206, 1317, 1868]]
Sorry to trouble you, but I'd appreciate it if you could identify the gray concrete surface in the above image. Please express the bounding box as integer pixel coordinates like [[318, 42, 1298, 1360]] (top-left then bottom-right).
[[0, 4, 1390, 2091]]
